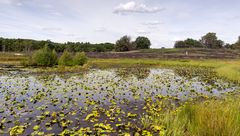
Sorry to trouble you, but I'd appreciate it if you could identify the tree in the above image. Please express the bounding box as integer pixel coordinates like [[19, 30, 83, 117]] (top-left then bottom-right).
[[184, 38, 203, 48], [200, 33, 224, 48], [115, 36, 134, 52], [0, 38, 2, 52], [232, 36, 240, 49], [135, 36, 151, 49], [174, 41, 186, 48], [224, 43, 233, 49]]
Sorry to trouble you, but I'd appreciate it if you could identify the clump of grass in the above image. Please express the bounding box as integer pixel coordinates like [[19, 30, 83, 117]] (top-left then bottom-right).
[[189, 99, 240, 136], [215, 61, 240, 84], [144, 97, 240, 136]]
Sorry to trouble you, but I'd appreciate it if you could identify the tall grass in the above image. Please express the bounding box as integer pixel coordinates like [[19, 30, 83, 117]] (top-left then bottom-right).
[[143, 97, 240, 136]]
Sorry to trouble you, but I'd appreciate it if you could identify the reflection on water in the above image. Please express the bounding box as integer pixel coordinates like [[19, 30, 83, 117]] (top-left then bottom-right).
[[0, 68, 238, 135]]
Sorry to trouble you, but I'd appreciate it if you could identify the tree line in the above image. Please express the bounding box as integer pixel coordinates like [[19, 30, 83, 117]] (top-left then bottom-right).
[[174, 32, 240, 49], [0, 36, 151, 53], [0, 38, 114, 53]]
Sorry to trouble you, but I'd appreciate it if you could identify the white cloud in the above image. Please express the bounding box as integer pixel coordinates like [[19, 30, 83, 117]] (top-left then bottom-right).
[[49, 11, 63, 16], [0, 0, 30, 6], [113, 1, 163, 14], [42, 27, 62, 31], [142, 21, 163, 26], [136, 30, 150, 35], [94, 27, 107, 32]]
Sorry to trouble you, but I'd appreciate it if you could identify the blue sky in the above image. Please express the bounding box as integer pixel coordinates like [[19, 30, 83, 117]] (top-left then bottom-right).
[[0, 0, 240, 48]]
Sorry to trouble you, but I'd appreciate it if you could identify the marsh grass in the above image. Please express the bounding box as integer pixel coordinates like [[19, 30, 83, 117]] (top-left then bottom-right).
[[143, 97, 240, 136], [0, 52, 25, 66]]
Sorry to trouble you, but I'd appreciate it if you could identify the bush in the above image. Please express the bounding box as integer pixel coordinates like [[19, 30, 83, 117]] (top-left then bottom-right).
[[73, 52, 88, 66], [31, 45, 57, 66], [58, 50, 74, 66], [58, 51, 88, 66]]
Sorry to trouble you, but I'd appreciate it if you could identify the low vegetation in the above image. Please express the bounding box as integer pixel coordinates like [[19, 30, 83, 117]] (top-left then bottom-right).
[[29, 46, 58, 66], [142, 96, 240, 136], [58, 50, 74, 66], [24, 46, 88, 67], [58, 50, 88, 66]]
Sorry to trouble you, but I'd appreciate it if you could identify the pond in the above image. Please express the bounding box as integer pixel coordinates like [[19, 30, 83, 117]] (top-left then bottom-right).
[[0, 68, 238, 135]]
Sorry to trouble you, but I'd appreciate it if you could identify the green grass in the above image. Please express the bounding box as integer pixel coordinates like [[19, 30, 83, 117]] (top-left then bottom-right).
[[143, 96, 240, 136]]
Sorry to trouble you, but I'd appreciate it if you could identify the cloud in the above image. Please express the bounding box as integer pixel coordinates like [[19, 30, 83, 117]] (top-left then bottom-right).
[[136, 30, 150, 35], [49, 11, 63, 16], [65, 33, 76, 37], [94, 27, 107, 32], [142, 21, 163, 26], [0, 0, 31, 6], [113, 1, 164, 14], [42, 27, 62, 31]]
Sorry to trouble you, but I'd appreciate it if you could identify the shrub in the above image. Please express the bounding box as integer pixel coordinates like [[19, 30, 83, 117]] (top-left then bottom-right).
[[73, 52, 88, 66], [58, 51, 87, 66], [58, 50, 74, 66], [31, 45, 57, 66]]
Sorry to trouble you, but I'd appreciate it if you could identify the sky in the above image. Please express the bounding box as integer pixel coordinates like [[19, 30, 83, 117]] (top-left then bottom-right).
[[0, 0, 240, 48]]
